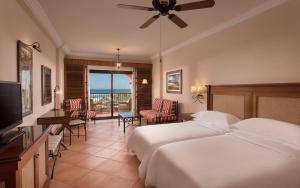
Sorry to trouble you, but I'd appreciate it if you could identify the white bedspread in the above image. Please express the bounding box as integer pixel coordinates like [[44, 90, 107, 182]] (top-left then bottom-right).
[[127, 121, 228, 178], [145, 131, 300, 188]]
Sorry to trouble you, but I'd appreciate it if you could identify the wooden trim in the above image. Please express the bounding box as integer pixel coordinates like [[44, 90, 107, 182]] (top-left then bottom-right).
[[207, 83, 300, 120], [89, 70, 133, 74], [18, 126, 52, 169], [34, 153, 39, 188], [65, 58, 152, 69]]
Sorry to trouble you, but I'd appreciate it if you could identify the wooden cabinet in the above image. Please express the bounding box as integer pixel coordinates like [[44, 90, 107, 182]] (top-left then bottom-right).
[[0, 125, 52, 188]]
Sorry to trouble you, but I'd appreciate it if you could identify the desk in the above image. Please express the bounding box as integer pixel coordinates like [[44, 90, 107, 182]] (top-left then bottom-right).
[[37, 109, 70, 149], [37, 109, 70, 125]]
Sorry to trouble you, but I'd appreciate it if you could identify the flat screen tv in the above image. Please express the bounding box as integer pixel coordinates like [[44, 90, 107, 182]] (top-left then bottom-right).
[[0, 81, 22, 137]]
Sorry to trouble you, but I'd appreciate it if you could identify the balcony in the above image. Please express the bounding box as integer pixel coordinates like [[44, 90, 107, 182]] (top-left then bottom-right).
[[90, 92, 131, 117]]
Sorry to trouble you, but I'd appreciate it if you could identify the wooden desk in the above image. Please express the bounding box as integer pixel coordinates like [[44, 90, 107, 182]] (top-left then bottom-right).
[[37, 109, 70, 149], [37, 109, 70, 126]]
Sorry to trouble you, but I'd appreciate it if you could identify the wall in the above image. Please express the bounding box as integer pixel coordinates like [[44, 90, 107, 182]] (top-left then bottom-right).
[[152, 0, 300, 113], [0, 0, 57, 126]]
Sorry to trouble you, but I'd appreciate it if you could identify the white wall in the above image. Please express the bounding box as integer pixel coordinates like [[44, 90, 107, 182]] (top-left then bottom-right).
[[152, 0, 300, 113], [0, 0, 58, 126]]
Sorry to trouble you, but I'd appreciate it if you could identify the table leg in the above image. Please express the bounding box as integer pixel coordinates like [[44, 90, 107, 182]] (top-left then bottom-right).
[[123, 118, 126, 134], [139, 116, 142, 126]]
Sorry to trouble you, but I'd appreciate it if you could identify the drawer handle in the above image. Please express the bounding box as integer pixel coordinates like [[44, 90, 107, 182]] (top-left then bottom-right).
[[34, 154, 40, 158]]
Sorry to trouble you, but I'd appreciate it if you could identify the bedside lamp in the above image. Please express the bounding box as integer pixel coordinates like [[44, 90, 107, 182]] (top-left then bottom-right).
[[142, 79, 148, 85], [191, 85, 207, 103]]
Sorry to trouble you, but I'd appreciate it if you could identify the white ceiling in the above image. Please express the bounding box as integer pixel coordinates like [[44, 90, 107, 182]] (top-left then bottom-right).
[[37, 0, 270, 60]]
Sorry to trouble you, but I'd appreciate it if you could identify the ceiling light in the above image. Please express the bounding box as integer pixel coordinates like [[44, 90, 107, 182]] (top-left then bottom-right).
[[115, 48, 122, 70]]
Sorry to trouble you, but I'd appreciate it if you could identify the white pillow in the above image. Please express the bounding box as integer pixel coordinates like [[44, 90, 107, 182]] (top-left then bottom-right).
[[234, 118, 300, 146], [192, 111, 240, 129]]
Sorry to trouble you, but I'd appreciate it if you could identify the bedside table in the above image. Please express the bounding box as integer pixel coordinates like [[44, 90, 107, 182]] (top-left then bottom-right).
[[178, 113, 194, 122]]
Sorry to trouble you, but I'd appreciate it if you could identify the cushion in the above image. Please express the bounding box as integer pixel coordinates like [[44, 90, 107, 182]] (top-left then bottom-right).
[[153, 98, 163, 112], [140, 110, 157, 117], [234, 118, 300, 147], [86, 111, 96, 119], [69, 119, 86, 126], [140, 110, 161, 123], [69, 99, 82, 111], [161, 100, 177, 115], [192, 111, 240, 129]]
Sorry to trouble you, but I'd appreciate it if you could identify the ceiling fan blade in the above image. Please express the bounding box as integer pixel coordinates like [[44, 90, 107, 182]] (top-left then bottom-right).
[[140, 15, 160, 29], [168, 14, 188, 28], [174, 0, 215, 11], [117, 4, 154, 11]]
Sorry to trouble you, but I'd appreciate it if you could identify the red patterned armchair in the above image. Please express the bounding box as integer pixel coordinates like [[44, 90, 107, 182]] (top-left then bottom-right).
[[140, 98, 178, 124], [63, 99, 96, 122]]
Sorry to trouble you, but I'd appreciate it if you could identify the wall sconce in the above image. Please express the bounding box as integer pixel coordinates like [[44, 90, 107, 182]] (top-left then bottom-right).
[[142, 79, 148, 85], [26, 42, 42, 53], [191, 85, 207, 103], [53, 85, 61, 110]]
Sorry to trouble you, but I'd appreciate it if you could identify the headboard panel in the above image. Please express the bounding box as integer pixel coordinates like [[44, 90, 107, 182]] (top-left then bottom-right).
[[207, 83, 300, 124]]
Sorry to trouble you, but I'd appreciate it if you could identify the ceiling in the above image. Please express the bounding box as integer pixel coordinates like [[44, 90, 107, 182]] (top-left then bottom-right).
[[38, 0, 269, 60]]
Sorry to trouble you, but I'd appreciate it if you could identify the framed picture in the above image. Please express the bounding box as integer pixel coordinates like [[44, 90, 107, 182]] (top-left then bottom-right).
[[17, 40, 33, 117], [166, 69, 182, 94], [41, 65, 52, 105]]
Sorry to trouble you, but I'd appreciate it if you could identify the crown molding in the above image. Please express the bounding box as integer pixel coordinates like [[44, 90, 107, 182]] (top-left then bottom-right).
[[21, 0, 70, 53], [66, 51, 152, 64], [151, 0, 288, 60]]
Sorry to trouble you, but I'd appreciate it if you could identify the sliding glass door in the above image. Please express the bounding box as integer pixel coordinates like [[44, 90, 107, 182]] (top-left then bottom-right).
[[89, 70, 132, 118]]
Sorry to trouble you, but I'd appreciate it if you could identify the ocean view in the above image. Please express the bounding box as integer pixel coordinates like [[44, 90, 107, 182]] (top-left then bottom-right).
[[90, 89, 131, 94]]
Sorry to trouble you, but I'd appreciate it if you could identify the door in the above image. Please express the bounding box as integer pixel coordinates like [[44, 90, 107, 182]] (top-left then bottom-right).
[[89, 70, 132, 118]]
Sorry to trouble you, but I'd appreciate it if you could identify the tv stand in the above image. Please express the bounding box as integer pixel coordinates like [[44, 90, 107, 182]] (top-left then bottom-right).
[[0, 124, 53, 188], [0, 130, 25, 145]]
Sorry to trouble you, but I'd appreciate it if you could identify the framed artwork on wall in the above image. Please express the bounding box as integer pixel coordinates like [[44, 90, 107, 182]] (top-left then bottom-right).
[[17, 40, 33, 117], [166, 69, 182, 94], [41, 65, 52, 105]]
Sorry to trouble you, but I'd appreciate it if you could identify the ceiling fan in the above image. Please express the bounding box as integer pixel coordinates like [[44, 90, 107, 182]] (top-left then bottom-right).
[[117, 0, 215, 29]]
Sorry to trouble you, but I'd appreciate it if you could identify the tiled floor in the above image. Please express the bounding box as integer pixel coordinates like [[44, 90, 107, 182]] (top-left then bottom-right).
[[49, 119, 145, 188]]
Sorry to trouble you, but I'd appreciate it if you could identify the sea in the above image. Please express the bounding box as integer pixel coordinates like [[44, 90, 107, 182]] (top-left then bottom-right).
[[90, 89, 131, 94]]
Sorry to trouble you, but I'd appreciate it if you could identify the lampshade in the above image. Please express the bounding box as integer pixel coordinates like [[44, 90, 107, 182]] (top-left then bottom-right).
[[115, 48, 122, 70], [54, 85, 61, 94], [197, 85, 207, 94], [191, 86, 197, 94], [142, 79, 148, 85]]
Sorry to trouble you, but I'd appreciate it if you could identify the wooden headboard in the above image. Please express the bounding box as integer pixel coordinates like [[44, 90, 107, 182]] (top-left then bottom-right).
[[207, 83, 300, 125]]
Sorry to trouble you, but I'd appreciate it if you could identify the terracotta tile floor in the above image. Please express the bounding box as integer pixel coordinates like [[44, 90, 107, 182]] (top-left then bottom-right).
[[49, 119, 145, 188]]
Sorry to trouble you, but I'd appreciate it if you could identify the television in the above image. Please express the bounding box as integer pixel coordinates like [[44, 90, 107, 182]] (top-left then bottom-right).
[[0, 81, 23, 137]]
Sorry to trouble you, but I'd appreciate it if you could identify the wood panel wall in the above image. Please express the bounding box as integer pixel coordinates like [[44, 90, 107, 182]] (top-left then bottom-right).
[[64, 62, 86, 100], [135, 68, 152, 112], [64, 58, 152, 112]]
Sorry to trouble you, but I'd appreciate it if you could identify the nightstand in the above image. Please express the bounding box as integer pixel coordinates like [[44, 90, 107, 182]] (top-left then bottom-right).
[[178, 113, 194, 122]]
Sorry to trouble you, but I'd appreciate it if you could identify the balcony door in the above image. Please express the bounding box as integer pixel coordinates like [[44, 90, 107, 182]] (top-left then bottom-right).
[[89, 70, 132, 118]]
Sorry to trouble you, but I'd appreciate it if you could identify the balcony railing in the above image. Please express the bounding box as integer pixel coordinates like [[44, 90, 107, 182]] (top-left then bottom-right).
[[90, 93, 131, 116]]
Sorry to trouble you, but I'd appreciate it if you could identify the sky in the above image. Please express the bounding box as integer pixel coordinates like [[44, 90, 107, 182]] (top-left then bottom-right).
[[89, 73, 131, 90]]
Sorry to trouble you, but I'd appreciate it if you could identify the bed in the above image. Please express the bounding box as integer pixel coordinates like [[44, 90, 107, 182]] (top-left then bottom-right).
[[127, 111, 240, 178], [145, 83, 300, 188], [145, 118, 300, 188]]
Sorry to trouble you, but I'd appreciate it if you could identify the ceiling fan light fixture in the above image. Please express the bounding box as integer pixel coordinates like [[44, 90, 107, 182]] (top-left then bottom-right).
[[117, 0, 215, 29], [115, 48, 122, 70]]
